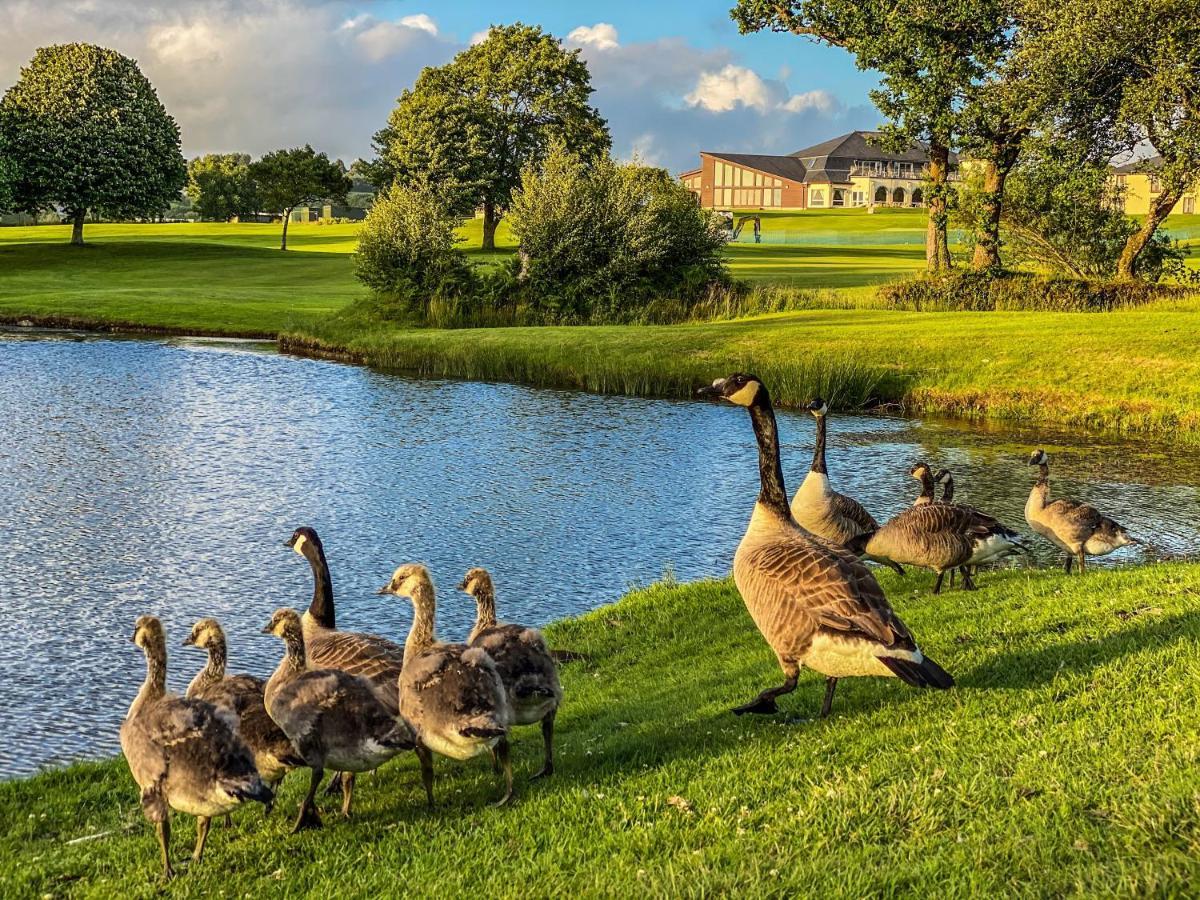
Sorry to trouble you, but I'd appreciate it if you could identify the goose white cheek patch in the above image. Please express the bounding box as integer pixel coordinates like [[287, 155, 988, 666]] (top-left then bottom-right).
[[291, 535, 308, 555]]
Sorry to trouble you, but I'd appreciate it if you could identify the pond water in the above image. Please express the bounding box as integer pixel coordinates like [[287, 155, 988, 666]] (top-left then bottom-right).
[[2, 330, 1198, 777]]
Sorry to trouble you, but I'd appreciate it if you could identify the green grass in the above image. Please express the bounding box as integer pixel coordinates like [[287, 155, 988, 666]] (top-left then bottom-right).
[[3, 564, 1198, 896]]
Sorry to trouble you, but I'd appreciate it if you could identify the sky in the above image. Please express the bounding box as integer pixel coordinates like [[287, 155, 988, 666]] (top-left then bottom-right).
[[0, 0, 886, 173]]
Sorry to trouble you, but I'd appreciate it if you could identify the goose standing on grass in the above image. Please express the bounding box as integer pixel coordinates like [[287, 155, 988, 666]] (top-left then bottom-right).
[[1025, 449, 1133, 573], [790, 398, 883, 545], [459, 567, 562, 779], [697, 374, 953, 718], [286, 526, 406, 799], [183, 618, 303, 799], [121, 616, 272, 880], [262, 608, 416, 831], [379, 564, 514, 806]]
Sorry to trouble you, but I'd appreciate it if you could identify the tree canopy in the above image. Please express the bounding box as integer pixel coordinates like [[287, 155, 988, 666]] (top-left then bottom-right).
[[186, 153, 258, 222], [367, 23, 610, 250], [248, 146, 350, 250], [0, 43, 186, 244]]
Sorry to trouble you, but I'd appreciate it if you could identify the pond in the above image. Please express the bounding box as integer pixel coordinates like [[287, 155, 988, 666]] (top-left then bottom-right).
[[2, 330, 1198, 777]]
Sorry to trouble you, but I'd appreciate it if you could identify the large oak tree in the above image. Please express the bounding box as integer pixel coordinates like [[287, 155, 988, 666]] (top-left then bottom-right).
[[367, 23, 610, 251], [0, 44, 185, 244]]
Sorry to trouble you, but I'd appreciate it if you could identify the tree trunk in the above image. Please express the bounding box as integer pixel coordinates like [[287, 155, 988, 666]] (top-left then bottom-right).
[[70, 208, 86, 246], [481, 200, 498, 252], [925, 143, 952, 272], [970, 154, 1016, 273], [1116, 186, 1182, 280], [280, 209, 291, 251]]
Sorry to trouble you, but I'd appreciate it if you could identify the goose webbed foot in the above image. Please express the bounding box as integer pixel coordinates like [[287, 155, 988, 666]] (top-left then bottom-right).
[[959, 567, 977, 591], [324, 772, 344, 797], [732, 675, 798, 716], [292, 768, 324, 832]]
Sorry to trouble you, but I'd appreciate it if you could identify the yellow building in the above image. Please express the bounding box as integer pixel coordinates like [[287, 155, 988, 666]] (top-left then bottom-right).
[[1112, 158, 1198, 216]]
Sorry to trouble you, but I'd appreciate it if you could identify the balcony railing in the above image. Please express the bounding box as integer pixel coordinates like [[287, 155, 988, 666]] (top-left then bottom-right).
[[848, 162, 960, 181]]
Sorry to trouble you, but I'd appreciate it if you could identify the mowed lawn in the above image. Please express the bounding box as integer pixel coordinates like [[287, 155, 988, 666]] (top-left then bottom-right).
[[2, 565, 1198, 896], [0, 210, 930, 335]]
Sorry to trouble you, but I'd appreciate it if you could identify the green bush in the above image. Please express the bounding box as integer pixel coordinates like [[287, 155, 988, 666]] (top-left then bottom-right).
[[877, 271, 1193, 311], [506, 144, 728, 323], [354, 179, 476, 316]]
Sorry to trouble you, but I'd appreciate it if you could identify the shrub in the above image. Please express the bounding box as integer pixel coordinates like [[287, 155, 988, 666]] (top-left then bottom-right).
[[354, 180, 476, 316], [877, 271, 1192, 311], [506, 144, 728, 323]]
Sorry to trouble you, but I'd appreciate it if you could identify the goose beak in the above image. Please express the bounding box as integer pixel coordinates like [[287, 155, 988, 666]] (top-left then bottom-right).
[[181, 635, 195, 647], [376, 585, 391, 595], [696, 379, 725, 398], [260, 621, 274, 634], [457, 580, 468, 592]]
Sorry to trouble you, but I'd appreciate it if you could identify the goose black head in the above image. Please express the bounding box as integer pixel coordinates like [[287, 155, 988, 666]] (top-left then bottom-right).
[[262, 608, 301, 639], [182, 617, 223, 649], [935, 469, 952, 484], [807, 397, 828, 417], [458, 567, 494, 596], [696, 373, 765, 407], [285, 526, 321, 556], [378, 563, 432, 599], [132, 615, 165, 649], [1027, 449, 1048, 467], [910, 462, 932, 481]]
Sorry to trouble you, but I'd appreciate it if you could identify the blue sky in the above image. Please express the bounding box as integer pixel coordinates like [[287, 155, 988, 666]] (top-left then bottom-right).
[[0, 1, 886, 172]]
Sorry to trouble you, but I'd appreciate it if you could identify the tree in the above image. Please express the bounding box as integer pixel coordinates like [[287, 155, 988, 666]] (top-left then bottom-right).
[[507, 144, 728, 322], [0, 43, 185, 245], [1017, 0, 1200, 280], [248, 146, 350, 250], [354, 179, 475, 312], [731, 1, 1009, 271], [369, 23, 610, 251], [186, 153, 258, 221], [0, 154, 14, 213]]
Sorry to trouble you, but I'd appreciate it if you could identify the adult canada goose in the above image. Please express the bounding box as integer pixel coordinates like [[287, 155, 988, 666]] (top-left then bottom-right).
[[1025, 449, 1133, 573], [851, 500, 1023, 593], [459, 567, 562, 779], [285, 527, 405, 708], [379, 564, 514, 806], [697, 374, 953, 717], [262, 608, 416, 831], [182, 618, 303, 794], [911, 462, 938, 506], [790, 398, 882, 545], [286, 526, 406, 799], [120, 616, 272, 880]]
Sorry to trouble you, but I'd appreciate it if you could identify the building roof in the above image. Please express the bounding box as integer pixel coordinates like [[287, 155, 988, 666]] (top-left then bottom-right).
[[697, 132, 956, 187], [701, 152, 809, 183], [1112, 155, 1164, 174]]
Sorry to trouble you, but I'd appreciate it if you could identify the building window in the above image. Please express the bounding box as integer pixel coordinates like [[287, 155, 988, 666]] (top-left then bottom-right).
[[832, 189, 846, 207], [892, 187, 906, 204], [851, 190, 865, 206], [810, 189, 825, 207], [912, 188, 924, 206], [874, 186, 888, 204], [773, 188, 782, 206]]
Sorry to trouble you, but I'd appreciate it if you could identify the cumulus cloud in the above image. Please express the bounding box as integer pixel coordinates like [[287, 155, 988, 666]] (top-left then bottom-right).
[[685, 64, 771, 113], [349, 14, 443, 62], [567, 23, 619, 52]]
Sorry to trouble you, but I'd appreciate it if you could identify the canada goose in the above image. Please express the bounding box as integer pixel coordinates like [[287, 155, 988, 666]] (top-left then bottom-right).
[[927, 469, 1025, 584], [697, 374, 953, 717], [120, 616, 272, 880], [459, 567, 562, 779], [1025, 449, 1133, 573], [379, 564, 514, 806], [182, 618, 303, 793], [262, 608, 416, 831], [911, 462, 938, 506], [790, 398, 882, 544], [286, 526, 406, 800], [935, 469, 955, 504], [851, 497, 1024, 594]]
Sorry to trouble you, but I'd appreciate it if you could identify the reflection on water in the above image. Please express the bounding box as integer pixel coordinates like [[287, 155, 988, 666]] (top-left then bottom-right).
[[1, 330, 1197, 777]]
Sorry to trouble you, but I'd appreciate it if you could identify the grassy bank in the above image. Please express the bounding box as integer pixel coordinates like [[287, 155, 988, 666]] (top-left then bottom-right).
[[3, 563, 1199, 896], [289, 298, 1200, 437]]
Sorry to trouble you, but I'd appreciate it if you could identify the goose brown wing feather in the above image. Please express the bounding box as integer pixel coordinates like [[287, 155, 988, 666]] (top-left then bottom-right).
[[829, 491, 878, 534], [741, 539, 915, 652], [306, 630, 404, 708]]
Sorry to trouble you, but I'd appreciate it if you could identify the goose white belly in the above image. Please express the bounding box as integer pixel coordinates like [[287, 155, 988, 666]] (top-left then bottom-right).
[[1084, 534, 1128, 556], [171, 784, 245, 819], [511, 697, 557, 726], [967, 532, 1017, 566], [802, 633, 914, 679], [324, 737, 401, 773]]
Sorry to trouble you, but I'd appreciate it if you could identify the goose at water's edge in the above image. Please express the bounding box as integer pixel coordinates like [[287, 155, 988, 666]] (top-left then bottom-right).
[[697, 373, 954, 718]]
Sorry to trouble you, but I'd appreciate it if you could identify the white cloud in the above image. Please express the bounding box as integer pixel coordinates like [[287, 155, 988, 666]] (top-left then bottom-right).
[[398, 14, 438, 37], [567, 23, 619, 52], [468, 29, 490, 46], [349, 14, 442, 62], [147, 21, 223, 66], [685, 64, 771, 113], [781, 90, 838, 114]]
